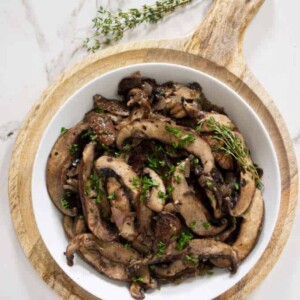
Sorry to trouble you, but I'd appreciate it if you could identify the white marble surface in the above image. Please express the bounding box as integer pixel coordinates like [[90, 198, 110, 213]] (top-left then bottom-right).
[[0, 0, 299, 299]]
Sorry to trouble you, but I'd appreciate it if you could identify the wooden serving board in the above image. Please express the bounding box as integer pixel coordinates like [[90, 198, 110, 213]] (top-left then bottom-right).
[[8, 0, 298, 299]]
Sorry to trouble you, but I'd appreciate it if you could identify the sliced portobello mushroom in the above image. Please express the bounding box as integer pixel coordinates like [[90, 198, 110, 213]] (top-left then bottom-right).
[[84, 111, 116, 146], [66, 233, 141, 266], [153, 259, 198, 278], [130, 241, 187, 267], [118, 71, 142, 96], [116, 120, 215, 173], [93, 94, 129, 116], [172, 161, 227, 236], [188, 239, 239, 274], [228, 132, 256, 217], [80, 249, 129, 282], [153, 212, 181, 245], [202, 135, 234, 170], [79, 143, 117, 241], [46, 122, 89, 216], [130, 282, 145, 300], [107, 177, 138, 241], [211, 189, 264, 268], [143, 167, 166, 212], [198, 112, 235, 132], [129, 265, 158, 289], [95, 156, 140, 204], [66, 234, 129, 282]]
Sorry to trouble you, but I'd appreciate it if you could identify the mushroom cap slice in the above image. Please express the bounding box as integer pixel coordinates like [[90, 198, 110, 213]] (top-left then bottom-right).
[[130, 282, 145, 300], [79, 143, 117, 241], [153, 259, 198, 278], [66, 234, 141, 266], [93, 94, 129, 116], [46, 122, 89, 216], [116, 120, 215, 173], [199, 112, 235, 132], [95, 156, 140, 204], [107, 177, 138, 241], [66, 233, 129, 282], [153, 212, 181, 244], [234, 189, 264, 259], [188, 239, 239, 274], [211, 189, 264, 268], [202, 135, 233, 170], [85, 112, 116, 146], [143, 167, 166, 212], [228, 132, 256, 217], [172, 161, 227, 236], [79, 250, 129, 282]]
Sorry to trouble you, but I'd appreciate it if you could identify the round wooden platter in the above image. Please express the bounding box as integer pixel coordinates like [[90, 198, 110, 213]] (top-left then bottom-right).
[[8, 0, 298, 299]]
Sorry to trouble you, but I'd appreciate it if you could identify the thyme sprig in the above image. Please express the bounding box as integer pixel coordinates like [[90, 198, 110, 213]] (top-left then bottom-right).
[[196, 117, 263, 190], [84, 0, 193, 52]]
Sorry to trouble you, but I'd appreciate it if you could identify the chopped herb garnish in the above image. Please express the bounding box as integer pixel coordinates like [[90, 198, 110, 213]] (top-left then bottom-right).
[[233, 182, 239, 190], [123, 144, 134, 152], [195, 119, 206, 133], [61, 190, 72, 208], [132, 276, 144, 283], [82, 128, 97, 141], [147, 155, 159, 171], [165, 125, 195, 148], [185, 255, 199, 264], [79, 215, 84, 220], [174, 175, 182, 184], [165, 125, 181, 136], [166, 186, 175, 199], [132, 177, 141, 190], [193, 158, 199, 165], [95, 189, 105, 203], [85, 185, 91, 196], [202, 222, 211, 230], [159, 160, 166, 167], [207, 270, 214, 276], [156, 241, 166, 257], [206, 180, 212, 188], [60, 127, 68, 134], [99, 143, 110, 151], [141, 176, 160, 191], [158, 190, 167, 200], [60, 197, 69, 209], [124, 242, 131, 249], [107, 192, 116, 200], [176, 232, 193, 250], [94, 107, 104, 113], [69, 144, 79, 155], [189, 221, 196, 230], [180, 134, 195, 147], [149, 265, 156, 270], [178, 165, 185, 173]]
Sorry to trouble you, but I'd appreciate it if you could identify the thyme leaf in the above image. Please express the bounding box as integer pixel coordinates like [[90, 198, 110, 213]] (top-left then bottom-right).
[[84, 0, 193, 52]]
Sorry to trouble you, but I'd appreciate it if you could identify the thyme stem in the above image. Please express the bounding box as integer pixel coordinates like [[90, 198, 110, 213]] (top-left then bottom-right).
[[84, 0, 193, 52]]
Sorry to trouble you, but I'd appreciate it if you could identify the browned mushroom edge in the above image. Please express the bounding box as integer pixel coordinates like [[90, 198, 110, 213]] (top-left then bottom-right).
[[46, 122, 89, 216]]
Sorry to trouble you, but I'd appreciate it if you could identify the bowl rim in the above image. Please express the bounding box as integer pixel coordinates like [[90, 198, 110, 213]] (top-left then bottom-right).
[[31, 62, 281, 300]]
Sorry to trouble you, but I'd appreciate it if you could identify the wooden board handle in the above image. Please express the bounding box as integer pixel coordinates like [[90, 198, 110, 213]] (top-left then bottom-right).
[[185, 0, 264, 71]]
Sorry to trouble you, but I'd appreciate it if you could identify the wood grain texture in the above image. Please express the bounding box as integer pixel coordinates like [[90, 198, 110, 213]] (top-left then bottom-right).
[[8, 0, 298, 299]]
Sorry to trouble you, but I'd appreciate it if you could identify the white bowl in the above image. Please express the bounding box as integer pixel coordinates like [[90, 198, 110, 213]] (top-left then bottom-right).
[[32, 63, 280, 300]]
